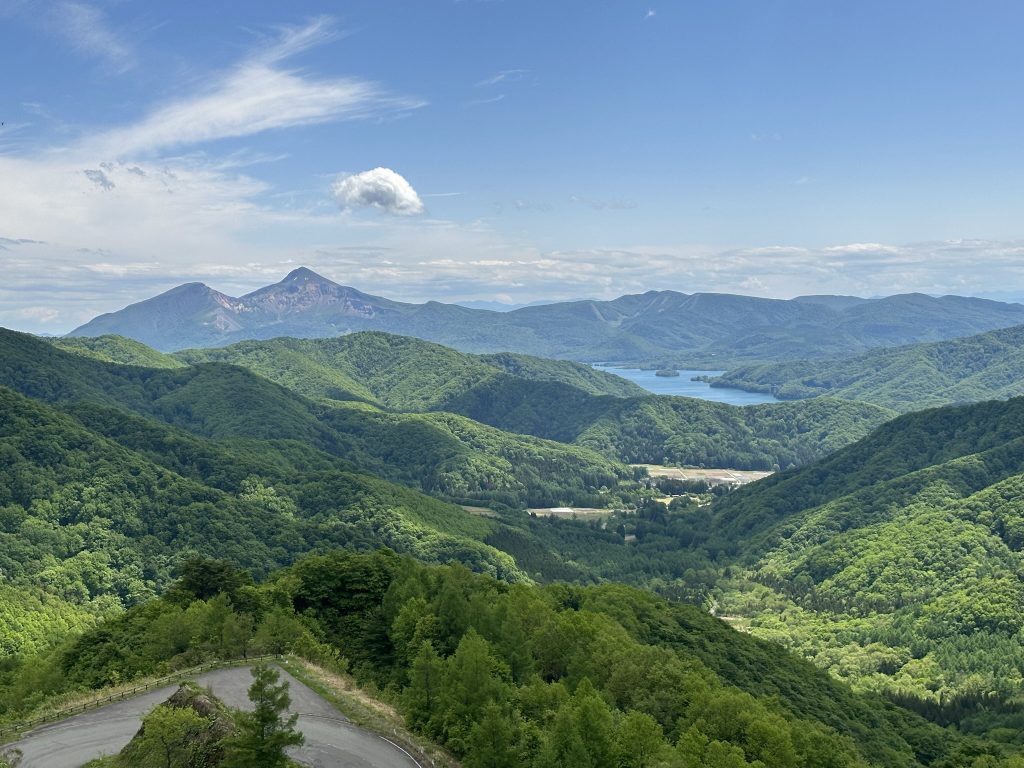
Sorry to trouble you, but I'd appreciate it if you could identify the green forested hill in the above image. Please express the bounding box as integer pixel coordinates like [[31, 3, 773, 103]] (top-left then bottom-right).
[[479, 350, 645, 397], [5, 550, 1001, 768], [684, 397, 1024, 712], [0, 328, 630, 508], [50, 334, 186, 369], [170, 331, 894, 471], [0, 384, 535, 655], [712, 324, 1024, 412], [173, 331, 647, 405]]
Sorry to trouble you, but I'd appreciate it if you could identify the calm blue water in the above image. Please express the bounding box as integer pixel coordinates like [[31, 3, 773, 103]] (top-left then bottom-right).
[[594, 366, 779, 406]]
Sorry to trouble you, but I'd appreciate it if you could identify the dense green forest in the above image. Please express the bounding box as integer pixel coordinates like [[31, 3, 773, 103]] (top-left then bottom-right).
[[0, 384, 548, 656], [10, 551, 1022, 768], [173, 333, 648, 402], [40, 330, 895, 473], [711, 324, 1024, 412], [665, 398, 1024, 719], [4, 329, 632, 509], [452, 396, 1024, 738], [171, 332, 894, 471], [12, 325, 1024, 758], [51, 335, 186, 369]]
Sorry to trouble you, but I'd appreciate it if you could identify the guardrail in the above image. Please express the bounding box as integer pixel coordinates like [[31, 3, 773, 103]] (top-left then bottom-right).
[[0, 654, 276, 740]]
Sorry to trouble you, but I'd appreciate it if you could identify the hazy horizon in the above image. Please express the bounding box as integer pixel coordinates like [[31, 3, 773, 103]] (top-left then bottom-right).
[[30, 264, 1024, 338]]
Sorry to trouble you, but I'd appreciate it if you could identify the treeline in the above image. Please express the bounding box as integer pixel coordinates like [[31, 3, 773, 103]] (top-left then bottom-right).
[[8, 551, 1014, 768]]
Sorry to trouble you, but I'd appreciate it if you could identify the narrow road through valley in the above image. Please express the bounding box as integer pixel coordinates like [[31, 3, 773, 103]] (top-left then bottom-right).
[[9, 665, 420, 768]]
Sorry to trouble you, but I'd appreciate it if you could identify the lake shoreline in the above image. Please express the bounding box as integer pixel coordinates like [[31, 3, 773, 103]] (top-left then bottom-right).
[[593, 366, 780, 405]]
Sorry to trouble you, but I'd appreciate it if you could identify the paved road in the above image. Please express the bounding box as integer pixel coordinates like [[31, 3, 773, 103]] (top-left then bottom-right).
[[10, 665, 420, 768]]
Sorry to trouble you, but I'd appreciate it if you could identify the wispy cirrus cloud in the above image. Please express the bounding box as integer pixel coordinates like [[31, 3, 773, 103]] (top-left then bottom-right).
[[48, 2, 136, 73], [466, 93, 505, 107], [81, 17, 423, 159], [476, 68, 528, 87]]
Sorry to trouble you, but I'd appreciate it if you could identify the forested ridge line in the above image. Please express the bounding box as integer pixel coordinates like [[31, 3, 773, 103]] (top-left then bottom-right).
[[7, 551, 1016, 768]]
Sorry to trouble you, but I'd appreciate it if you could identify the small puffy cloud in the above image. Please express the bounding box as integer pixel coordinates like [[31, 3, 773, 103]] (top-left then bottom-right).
[[332, 168, 425, 216]]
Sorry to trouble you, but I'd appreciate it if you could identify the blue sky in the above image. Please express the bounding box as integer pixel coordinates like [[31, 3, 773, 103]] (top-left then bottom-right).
[[2, 0, 1024, 332]]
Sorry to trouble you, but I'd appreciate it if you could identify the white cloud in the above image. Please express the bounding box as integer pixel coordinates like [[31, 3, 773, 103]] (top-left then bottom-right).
[[823, 243, 902, 255], [257, 15, 340, 65], [50, 2, 135, 73], [83, 19, 423, 159], [332, 168, 425, 216], [476, 69, 528, 87]]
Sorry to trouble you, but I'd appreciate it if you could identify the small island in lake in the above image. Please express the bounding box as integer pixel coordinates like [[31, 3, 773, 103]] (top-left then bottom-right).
[[655, 368, 680, 377]]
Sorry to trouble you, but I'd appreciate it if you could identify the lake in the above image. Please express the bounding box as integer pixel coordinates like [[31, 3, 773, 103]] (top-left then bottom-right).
[[593, 367, 779, 405]]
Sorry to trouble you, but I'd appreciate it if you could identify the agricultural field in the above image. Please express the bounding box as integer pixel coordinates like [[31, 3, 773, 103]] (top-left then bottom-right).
[[527, 506, 614, 519], [636, 464, 773, 486]]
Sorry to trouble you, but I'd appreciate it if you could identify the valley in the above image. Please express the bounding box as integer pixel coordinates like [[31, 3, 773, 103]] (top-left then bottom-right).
[[12, 295, 1024, 767], [6, 309, 1024, 766]]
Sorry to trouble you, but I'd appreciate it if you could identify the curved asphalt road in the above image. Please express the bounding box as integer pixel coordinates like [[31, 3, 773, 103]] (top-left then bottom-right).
[[9, 665, 420, 768]]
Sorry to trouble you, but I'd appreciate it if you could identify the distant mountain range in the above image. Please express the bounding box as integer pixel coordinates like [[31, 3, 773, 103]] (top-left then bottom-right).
[[68, 267, 1024, 363]]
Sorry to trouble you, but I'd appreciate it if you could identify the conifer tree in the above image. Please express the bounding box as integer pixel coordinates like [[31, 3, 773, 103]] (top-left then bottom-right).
[[223, 664, 304, 768]]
